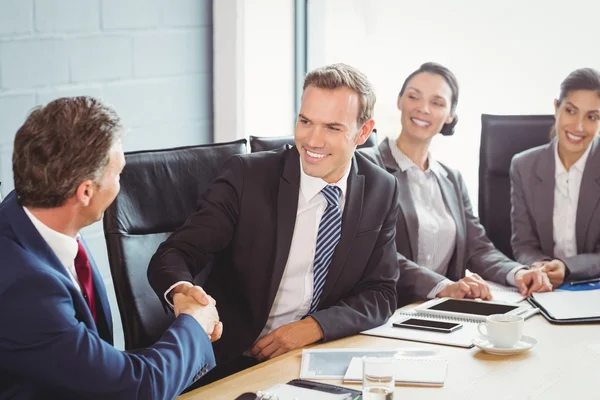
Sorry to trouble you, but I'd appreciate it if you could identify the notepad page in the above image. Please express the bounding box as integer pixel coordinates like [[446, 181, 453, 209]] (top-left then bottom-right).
[[465, 271, 525, 304], [260, 384, 350, 400], [531, 290, 600, 319], [486, 281, 526, 303], [343, 356, 447, 386], [361, 313, 478, 348]]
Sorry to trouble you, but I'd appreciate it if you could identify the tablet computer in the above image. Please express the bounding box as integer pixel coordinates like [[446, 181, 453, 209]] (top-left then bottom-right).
[[416, 298, 526, 320]]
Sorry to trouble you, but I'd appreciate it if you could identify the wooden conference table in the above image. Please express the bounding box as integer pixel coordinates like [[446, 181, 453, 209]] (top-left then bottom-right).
[[180, 306, 600, 400]]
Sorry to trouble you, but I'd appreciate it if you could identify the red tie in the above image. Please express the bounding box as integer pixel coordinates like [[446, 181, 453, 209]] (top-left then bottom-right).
[[74, 240, 97, 323]]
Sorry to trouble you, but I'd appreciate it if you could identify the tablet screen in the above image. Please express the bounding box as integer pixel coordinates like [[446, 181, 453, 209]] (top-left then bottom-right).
[[427, 299, 520, 316]]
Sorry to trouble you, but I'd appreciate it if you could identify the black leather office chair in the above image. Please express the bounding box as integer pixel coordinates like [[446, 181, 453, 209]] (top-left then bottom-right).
[[249, 129, 378, 153], [478, 114, 554, 258], [103, 139, 247, 350]]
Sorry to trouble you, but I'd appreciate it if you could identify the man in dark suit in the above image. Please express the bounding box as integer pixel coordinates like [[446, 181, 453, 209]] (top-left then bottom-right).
[[0, 97, 221, 400], [148, 63, 400, 380]]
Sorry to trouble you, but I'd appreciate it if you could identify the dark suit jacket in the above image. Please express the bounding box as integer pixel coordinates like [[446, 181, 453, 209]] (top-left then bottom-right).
[[360, 139, 521, 302], [510, 136, 600, 280], [148, 146, 400, 364], [0, 192, 215, 400]]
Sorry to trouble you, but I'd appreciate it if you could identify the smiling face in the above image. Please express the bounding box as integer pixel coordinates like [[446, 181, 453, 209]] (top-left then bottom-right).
[[398, 72, 455, 143], [294, 85, 373, 183], [554, 89, 600, 163]]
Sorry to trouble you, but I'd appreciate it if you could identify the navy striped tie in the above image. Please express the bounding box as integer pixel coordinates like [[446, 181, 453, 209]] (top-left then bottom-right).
[[308, 185, 342, 314]]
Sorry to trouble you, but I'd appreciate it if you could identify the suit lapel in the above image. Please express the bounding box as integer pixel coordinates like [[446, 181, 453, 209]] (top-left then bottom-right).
[[576, 137, 600, 252], [436, 169, 464, 280], [321, 158, 363, 302], [5, 194, 100, 333], [533, 142, 556, 254], [379, 140, 418, 259], [267, 148, 300, 312], [5, 194, 72, 280]]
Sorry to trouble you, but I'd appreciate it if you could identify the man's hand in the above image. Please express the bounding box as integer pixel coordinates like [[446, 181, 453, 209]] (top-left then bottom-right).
[[540, 259, 567, 287], [172, 284, 211, 306], [250, 318, 324, 362], [515, 269, 552, 296], [173, 292, 222, 342], [530, 260, 547, 270], [438, 274, 492, 300]]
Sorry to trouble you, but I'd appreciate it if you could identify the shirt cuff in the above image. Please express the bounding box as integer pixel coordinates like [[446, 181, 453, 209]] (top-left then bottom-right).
[[427, 278, 453, 299], [164, 281, 193, 308], [506, 266, 528, 287]]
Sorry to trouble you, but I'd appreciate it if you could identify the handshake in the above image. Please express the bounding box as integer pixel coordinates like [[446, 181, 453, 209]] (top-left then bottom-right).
[[172, 284, 223, 342]]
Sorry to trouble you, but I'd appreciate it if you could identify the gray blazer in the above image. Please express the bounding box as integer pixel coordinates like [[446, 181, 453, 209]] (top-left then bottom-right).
[[361, 140, 520, 302], [510, 136, 600, 280]]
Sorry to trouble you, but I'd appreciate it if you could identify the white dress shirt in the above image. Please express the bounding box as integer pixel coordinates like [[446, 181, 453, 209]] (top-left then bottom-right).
[[553, 141, 591, 259], [388, 139, 457, 298], [389, 138, 522, 297], [23, 206, 82, 293], [255, 161, 350, 342], [165, 160, 351, 343]]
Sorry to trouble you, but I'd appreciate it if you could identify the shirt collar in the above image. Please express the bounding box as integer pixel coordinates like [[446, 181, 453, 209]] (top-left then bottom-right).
[[554, 139, 592, 176], [23, 206, 79, 269], [388, 137, 447, 178], [299, 158, 351, 203]]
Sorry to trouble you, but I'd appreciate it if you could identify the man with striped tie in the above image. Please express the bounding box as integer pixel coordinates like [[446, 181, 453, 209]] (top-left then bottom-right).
[[148, 63, 401, 384]]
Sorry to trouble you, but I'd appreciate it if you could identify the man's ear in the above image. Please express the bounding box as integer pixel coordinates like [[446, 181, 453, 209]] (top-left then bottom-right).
[[356, 119, 375, 146], [75, 180, 95, 207]]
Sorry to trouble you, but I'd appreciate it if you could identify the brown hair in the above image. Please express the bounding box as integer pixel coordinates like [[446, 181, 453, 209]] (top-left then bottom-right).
[[13, 96, 123, 208], [551, 67, 600, 138], [303, 63, 376, 125]]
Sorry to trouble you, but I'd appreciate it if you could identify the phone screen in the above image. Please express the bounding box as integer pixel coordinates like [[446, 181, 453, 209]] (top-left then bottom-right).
[[393, 318, 462, 333]]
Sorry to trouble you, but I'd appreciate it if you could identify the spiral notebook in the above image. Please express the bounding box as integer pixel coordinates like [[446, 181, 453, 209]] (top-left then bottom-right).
[[486, 281, 526, 303], [343, 356, 448, 387], [361, 312, 480, 348], [361, 298, 535, 348]]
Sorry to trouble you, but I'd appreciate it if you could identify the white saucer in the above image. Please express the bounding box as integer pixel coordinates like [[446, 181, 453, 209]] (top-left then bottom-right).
[[472, 335, 537, 355]]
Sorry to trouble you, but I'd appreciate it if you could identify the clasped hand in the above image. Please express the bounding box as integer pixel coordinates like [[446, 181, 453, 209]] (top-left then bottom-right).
[[173, 285, 223, 342]]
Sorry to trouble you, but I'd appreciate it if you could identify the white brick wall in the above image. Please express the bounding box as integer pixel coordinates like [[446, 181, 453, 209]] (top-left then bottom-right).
[[0, 0, 213, 350], [0, 0, 34, 36], [35, 0, 100, 33]]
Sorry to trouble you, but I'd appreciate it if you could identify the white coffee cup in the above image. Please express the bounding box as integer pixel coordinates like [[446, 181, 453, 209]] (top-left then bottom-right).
[[477, 314, 524, 348]]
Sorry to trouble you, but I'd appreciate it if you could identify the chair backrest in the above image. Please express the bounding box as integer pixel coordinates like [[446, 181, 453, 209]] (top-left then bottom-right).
[[103, 139, 247, 350], [249, 129, 379, 153], [478, 114, 554, 258]]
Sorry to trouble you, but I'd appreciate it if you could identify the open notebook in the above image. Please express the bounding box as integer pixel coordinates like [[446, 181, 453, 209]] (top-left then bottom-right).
[[463, 271, 526, 304], [361, 312, 480, 348], [486, 281, 526, 303], [362, 298, 535, 348], [343, 356, 448, 387]]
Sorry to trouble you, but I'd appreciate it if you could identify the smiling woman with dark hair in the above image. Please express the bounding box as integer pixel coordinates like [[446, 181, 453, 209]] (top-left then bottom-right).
[[363, 62, 552, 305], [510, 68, 600, 286]]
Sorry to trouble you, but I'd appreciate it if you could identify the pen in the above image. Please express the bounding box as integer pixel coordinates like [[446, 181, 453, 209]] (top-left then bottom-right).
[[569, 277, 600, 286], [517, 307, 539, 319]]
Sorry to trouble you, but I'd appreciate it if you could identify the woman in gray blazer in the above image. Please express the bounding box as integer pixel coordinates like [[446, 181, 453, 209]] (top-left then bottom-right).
[[363, 62, 551, 305], [511, 68, 600, 287]]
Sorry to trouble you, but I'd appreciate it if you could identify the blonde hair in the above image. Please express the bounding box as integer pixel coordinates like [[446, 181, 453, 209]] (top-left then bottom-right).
[[303, 63, 376, 125]]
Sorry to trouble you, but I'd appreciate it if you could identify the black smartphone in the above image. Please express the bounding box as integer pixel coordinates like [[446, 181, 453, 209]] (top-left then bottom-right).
[[392, 318, 462, 333]]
